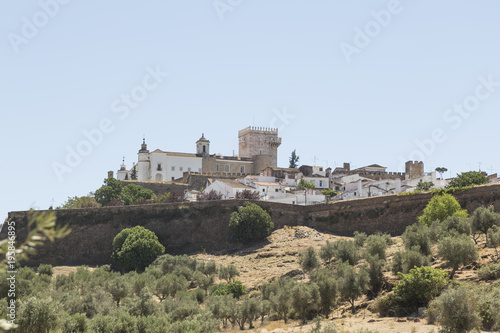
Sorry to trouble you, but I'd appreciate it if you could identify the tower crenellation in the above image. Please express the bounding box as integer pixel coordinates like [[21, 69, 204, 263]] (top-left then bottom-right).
[[238, 126, 281, 167]]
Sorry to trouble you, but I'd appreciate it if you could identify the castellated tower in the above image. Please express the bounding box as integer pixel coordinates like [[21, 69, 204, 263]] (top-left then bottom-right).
[[405, 161, 424, 180], [238, 126, 281, 167]]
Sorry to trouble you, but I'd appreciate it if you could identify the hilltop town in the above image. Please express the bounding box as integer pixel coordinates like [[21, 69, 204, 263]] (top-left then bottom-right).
[[112, 126, 498, 205]]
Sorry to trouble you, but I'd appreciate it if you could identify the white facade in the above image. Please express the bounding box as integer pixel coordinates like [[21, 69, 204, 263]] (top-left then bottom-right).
[[302, 176, 330, 189], [203, 180, 254, 199], [148, 151, 202, 181], [253, 182, 287, 200]]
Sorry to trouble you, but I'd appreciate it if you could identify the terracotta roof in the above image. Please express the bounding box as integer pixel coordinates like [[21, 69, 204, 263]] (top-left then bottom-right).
[[165, 152, 198, 158], [359, 164, 386, 169]]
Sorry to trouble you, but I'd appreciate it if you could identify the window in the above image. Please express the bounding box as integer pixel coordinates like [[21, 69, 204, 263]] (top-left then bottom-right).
[[203, 145, 206, 153], [216, 164, 219, 172], [198, 168, 202, 172], [275, 188, 279, 192], [319, 180, 323, 187], [171, 166, 175, 171], [240, 165, 245, 174], [262, 188, 266, 192], [188, 167, 191, 172], [157, 163, 162, 171], [225, 165, 229, 173], [180, 167, 183, 172]]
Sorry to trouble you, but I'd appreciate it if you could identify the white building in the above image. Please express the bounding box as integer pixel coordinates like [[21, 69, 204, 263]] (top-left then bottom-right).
[[203, 179, 255, 199], [253, 182, 287, 200], [302, 175, 330, 189]]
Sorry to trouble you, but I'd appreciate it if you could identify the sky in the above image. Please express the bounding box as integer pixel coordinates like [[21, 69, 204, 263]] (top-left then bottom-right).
[[1, 0, 500, 220]]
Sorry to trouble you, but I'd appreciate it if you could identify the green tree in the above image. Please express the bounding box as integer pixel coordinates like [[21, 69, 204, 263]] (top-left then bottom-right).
[[94, 178, 123, 206], [321, 189, 338, 198], [487, 225, 500, 261], [59, 194, 100, 209], [418, 193, 468, 226], [105, 276, 130, 307], [416, 180, 434, 191], [291, 282, 320, 323], [333, 239, 359, 265], [336, 262, 369, 313], [130, 166, 138, 180], [319, 240, 336, 265], [470, 205, 500, 245], [218, 264, 239, 282], [391, 247, 430, 275], [402, 223, 433, 256], [229, 202, 274, 242], [289, 149, 300, 168], [393, 266, 448, 311], [364, 234, 389, 260], [435, 167, 448, 179], [17, 296, 61, 333], [119, 184, 154, 205], [269, 278, 296, 324], [112, 226, 165, 272], [437, 234, 478, 279], [297, 178, 316, 190], [446, 171, 489, 188], [310, 268, 338, 318]]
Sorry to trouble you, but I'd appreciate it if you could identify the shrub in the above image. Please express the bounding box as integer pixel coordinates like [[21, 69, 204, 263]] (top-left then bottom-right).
[[37, 263, 53, 276], [437, 234, 478, 279], [62, 313, 88, 333], [333, 239, 359, 265], [218, 264, 239, 282], [235, 189, 259, 199], [427, 286, 481, 333], [229, 202, 274, 242], [418, 193, 468, 226], [393, 266, 448, 311], [94, 178, 123, 206], [212, 280, 247, 299], [487, 225, 500, 261], [476, 285, 500, 330], [477, 262, 500, 280], [299, 246, 320, 273], [269, 278, 296, 324], [353, 231, 368, 247], [112, 226, 165, 272]]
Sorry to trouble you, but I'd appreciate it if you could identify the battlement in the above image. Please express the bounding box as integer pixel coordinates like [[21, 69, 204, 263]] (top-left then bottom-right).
[[238, 126, 279, 136]]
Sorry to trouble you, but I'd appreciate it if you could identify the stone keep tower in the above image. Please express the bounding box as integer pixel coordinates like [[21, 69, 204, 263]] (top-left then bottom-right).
[[405, 161, 424, 180], [238, 126, 281, 167]]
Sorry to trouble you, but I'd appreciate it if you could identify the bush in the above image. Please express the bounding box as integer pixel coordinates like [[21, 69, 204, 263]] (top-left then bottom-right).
[[112, 226, 165, 272], [291, 282, 320, 323], [353, 231, 368, 247], [119, 184, 154, 205], [437, 234, 478, 279], [299, 246, 320, 273], [365, 255, 385, 296], [333, 239, 359, 265], [62, 313, 88, 333], [95, 178, 123, 206], [418, 193, 468, 226], [441, 215, 471, 236], [427, 286, 481, 333], [229, 202, 274, 242], [393, 266, 448, 311], [477, 262, 500, 280], [212, 281, 247, 299], [37, 263, 54, 276]]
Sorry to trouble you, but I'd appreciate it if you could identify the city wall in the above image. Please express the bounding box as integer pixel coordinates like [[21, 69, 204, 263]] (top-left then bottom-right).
[[4, 184, 500, 266]]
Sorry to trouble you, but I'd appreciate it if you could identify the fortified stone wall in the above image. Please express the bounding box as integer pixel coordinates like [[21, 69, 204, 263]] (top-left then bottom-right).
[[121, 180, 188, 196], [5, 184, 500, 266]]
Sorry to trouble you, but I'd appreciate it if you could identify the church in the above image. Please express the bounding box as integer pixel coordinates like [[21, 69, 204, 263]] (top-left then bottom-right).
[[116, 126, 282, 181]]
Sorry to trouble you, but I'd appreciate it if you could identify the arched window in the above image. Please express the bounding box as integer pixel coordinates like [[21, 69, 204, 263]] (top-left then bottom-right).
[[155, 173, 163, 181], [225, 165, 230, 173], [203, 145, 206, 153], [240, 165, 245, 174]]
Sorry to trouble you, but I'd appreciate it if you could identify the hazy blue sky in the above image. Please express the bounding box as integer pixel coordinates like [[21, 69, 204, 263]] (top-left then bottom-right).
[[1, 1, 500, 220]]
